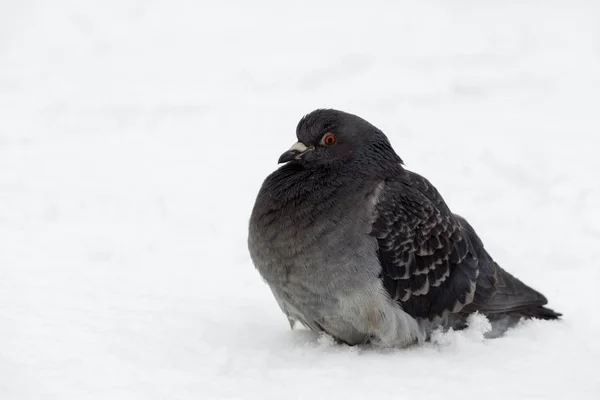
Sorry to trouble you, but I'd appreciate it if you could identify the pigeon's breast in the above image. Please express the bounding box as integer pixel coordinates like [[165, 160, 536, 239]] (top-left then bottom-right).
[[248, 170, 383, 305]]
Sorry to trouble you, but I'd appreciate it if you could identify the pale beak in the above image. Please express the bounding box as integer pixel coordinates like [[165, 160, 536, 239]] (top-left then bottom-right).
[[278, 142, 313, 164]]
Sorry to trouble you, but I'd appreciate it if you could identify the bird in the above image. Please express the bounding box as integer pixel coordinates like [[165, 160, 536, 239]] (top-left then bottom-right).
[[248, 109, 560, 347]]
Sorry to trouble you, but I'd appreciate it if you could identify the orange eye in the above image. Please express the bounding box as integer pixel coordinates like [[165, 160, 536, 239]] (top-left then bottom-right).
[[323, 133, 337, 146]]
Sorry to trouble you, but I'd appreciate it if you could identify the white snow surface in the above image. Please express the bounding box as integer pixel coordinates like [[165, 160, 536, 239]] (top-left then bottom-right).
[[2, 1, 600, 399]]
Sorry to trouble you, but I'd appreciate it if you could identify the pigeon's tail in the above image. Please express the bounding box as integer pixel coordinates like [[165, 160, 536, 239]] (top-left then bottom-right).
[[512, 305, 562, 320], [453, 214, 561, 321], [482, 264, 562, 320]]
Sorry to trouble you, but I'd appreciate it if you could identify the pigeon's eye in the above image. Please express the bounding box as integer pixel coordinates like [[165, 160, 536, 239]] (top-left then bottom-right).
[[322, 133, 337, 146]]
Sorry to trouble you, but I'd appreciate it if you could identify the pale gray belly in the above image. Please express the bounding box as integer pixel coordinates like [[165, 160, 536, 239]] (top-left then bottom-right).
[[270, 274, 424, 347]]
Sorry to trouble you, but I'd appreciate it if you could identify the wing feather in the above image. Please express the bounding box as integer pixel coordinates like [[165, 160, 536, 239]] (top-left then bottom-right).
[[371, 171, 479, 319]]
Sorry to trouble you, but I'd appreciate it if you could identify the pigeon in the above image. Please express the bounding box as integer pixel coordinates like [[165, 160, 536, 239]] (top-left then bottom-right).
[[248, 109, 560, 347]]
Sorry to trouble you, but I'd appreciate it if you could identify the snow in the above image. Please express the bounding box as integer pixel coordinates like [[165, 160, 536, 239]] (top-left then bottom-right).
[[1, 0, 600, 398]]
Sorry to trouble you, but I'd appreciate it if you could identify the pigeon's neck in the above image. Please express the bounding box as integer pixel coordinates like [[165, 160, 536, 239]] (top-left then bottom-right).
[[250, 163, 373, 247], [253, 147, 405, 227], [262, 163, 355, 205]]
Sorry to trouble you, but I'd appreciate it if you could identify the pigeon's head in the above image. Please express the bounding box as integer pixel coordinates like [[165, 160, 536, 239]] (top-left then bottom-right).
[[278, 109, 402, 168]]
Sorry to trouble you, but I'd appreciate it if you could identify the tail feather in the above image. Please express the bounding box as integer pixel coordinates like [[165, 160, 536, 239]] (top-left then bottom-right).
[[478, 264, 561, 319], [454, 214, 561, 321], [509, 305, 562, 320], [483, 265, 547, 311]]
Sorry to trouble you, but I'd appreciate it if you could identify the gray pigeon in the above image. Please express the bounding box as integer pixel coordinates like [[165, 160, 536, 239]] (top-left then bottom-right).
[[248, 109, 560, 347]]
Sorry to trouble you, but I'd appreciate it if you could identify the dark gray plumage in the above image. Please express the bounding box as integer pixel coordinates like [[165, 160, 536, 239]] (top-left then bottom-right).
[[248, 109, 560, 347]]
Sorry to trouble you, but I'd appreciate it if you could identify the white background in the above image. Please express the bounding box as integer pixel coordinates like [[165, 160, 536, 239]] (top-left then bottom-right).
[[1, 1, 599, 399]]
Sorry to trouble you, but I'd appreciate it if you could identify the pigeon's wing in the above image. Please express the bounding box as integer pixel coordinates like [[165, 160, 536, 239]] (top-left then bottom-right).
[[371, 171, 483, 319], [371, 170, 561, 321]]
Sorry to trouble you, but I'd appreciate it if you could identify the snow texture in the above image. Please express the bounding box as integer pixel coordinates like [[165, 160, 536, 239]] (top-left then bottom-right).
[[1, 1, 600, 399]]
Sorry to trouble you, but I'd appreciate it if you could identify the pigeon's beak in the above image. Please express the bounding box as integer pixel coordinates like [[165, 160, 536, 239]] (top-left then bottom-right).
[[278, 142, 313, 164]]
